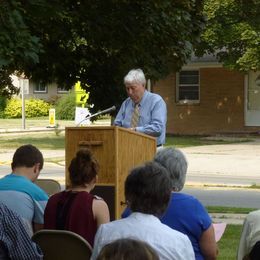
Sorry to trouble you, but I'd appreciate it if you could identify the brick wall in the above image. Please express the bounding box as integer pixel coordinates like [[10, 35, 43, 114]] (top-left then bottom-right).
[[154, 67, 260, 135]]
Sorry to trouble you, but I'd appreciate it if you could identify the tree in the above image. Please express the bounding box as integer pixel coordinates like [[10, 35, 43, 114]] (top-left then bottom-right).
[[0, 0, 205, 110], [196, 0, 260, 71]]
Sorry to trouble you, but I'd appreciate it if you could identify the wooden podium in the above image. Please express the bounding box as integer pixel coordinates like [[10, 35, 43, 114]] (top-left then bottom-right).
[[65, 126, 156, 219]]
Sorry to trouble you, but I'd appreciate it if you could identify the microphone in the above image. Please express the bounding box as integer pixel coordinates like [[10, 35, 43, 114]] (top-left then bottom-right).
[[85, 105, 116, 119], [98, 105, 116, 115]]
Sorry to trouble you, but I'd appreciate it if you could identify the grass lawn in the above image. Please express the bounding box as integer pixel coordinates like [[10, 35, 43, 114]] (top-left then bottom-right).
[[207, 206, 257, 214], [0, 131, 252, 150], [0, 132, 65, 150], [218, 224, 242, 259], [165, 135, 252, 147], [0, 118, 75, 129]]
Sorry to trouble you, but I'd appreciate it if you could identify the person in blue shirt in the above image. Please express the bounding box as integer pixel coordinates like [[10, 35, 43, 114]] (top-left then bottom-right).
[[122, 147, 218, 260], [114, 68, 167, 147], [0, 144, 48, 237]]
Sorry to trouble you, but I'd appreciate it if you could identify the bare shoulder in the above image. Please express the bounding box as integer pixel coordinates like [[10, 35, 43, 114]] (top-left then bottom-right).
[[92, 197, 110, 224], [93, 197, 109, 210]]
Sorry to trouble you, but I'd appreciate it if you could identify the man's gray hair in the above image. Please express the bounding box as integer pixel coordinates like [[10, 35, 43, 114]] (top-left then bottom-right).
[[124, 69, 146, 86], [154, 147, 188, 191]]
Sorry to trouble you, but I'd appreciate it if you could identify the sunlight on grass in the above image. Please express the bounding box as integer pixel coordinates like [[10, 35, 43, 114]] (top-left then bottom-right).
[[0, 133, 64, 149], [207, 206, 257, 214], [218, 224, 242, 260], [0, 134, 252, 150], [166, 136, 251, 148]]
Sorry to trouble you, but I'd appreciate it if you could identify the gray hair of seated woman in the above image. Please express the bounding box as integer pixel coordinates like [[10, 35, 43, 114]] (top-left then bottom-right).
[[154, 147, 188, 191], [124, 68, 146, 86]]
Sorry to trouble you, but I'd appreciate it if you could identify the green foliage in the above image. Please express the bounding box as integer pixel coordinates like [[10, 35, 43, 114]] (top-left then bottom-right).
[[4, 99, 21, 118], [0, 0, 205, 112], [196, 0, 260, 71], [55, 92, 75, 120], [0, 1, 41, 67], [4, 98, 50, 118], [25, 99, 51, 118], [0, 96, 7, 118], [0, 1, 42, 96]]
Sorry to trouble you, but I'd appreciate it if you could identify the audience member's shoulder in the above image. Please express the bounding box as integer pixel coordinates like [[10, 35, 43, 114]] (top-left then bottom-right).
[[247, 210, 260, 222], [29, 182, 49, 200], [93, 195, 104, 200], [161, 220, 190, 239], [176, 192, 200, 202], [161, 222, 193, 252], [148, 91, 164, 101], [48, 191, 63, 200]]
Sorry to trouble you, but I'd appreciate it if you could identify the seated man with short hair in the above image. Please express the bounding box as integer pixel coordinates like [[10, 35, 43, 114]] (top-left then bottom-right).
[[0, 144, 48, 236], [91, 161, 195, 260]]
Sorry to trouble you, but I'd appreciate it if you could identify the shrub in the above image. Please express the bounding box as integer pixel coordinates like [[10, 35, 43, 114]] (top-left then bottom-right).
[[25, 99, 50, 117], [55, 91, 76, 120], [4, 99, 21, 118], [4, 98, 51, 118], [0, 96, 7, 118]]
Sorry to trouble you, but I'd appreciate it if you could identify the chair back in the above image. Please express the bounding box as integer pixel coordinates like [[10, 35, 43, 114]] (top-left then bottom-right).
[[35, 179, 61, 196], [32, 229, 92, 260]]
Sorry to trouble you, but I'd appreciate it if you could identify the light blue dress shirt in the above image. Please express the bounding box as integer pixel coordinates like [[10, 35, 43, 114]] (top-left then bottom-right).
[[114, 90, 167, 145]]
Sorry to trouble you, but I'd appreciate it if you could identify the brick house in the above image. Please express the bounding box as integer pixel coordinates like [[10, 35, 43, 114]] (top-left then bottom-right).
[[153, 56, 260, 135]]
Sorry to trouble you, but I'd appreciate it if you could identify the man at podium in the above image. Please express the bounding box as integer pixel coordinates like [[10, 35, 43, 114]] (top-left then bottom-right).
[[114, 68, 167, 147]]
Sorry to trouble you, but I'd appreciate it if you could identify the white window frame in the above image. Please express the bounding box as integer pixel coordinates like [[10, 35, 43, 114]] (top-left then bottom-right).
[[176, 70, 200, 104], [34, 81, 47, 93]]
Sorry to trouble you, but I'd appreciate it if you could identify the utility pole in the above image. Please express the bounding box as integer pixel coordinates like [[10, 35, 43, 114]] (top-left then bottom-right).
[[20, 78, 29, 129]]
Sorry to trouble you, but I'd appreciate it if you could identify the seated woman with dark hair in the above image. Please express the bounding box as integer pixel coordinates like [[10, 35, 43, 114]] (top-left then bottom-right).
[[44, 149, 110, 247]]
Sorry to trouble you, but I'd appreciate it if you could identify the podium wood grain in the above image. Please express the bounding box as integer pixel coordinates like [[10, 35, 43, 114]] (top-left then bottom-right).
[[65, 126, 156, 219]]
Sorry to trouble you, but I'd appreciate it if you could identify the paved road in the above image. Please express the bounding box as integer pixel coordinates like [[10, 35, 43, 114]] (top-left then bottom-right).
[[1, 164, 260, 209], [183, 186, 260, 208]]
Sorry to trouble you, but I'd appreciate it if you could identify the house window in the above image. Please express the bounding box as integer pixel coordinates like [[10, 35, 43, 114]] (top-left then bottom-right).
[[176, 70, 199, 103], [57, 86, 69, 93], [34, 82, 47, 93]]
